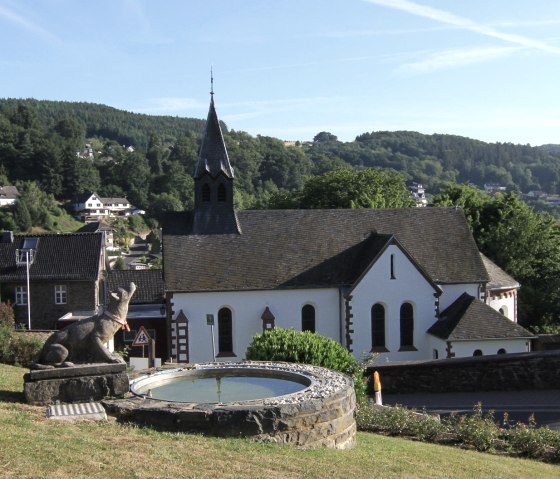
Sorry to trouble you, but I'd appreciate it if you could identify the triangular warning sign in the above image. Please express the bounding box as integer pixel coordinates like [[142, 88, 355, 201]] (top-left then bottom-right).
[[132, 326, 151, 346]]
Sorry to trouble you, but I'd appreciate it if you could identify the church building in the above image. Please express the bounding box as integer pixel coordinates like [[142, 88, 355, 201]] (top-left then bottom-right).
[[162, 92, 533, 364]]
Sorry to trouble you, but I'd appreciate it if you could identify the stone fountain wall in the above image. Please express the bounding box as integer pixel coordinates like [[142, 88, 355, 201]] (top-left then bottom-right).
[[103, 362, 357, 449]]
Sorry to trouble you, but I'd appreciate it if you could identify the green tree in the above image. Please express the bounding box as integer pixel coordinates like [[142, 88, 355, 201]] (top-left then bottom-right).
[[432, 183, 489, 233], [13, 199, 31, 232], [313, 131, 338, 143], [112, 256, 127, 271], [280, 167, 414, 209]]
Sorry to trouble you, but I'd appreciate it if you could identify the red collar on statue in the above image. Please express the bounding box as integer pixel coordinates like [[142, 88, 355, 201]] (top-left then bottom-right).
[[104, 310, 130, 332]]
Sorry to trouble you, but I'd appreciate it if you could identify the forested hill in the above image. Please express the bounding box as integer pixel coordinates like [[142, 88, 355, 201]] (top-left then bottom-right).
[[2, 98, 560, 212], [0, 98, 212, 148], [309, 131, 560, 194]]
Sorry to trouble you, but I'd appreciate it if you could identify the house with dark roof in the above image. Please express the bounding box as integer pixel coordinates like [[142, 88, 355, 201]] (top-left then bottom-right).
[[77, 220, 115, 250], [162, 92, 533, 363], [0, 185, 20, 207], [0, 232, 106, 330]]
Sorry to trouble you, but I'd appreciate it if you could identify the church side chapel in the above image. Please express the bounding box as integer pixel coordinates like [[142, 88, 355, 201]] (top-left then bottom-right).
[[162, 89, 533, 364]]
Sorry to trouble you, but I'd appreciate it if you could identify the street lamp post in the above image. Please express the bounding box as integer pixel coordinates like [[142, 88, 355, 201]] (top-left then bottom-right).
[[16, 242, 36, 330]]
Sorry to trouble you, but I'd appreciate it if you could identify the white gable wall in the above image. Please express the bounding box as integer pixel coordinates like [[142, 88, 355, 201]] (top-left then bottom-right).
[[350, 245, 438, 361], [439, 283, 481, 310], [171, 288, 340, 363]]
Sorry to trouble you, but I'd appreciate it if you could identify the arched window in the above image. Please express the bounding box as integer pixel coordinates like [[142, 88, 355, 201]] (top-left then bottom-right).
[[218, 307, 233, 355], [302, 305, 315, 332], [497, 348, 506, 354], [202, 183, 211, 202], [371, 304, 386, 351], [390, 254, 396, 279], [217, 183, 226, 202], [473, 349, 483, 356], [399, 303, 415, 350]]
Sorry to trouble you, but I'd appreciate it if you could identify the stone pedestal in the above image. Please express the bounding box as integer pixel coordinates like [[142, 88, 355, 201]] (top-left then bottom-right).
[[24, 363, 129, 405]]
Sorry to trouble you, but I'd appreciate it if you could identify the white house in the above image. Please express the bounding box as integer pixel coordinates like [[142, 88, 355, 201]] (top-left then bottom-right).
[[71, 192, 132, 221], [162, 94, 533, 364], [0, 185, 20, 207]]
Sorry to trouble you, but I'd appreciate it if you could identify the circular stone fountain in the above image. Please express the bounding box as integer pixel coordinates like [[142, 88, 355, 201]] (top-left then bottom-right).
[[103, 361, 356, 449]]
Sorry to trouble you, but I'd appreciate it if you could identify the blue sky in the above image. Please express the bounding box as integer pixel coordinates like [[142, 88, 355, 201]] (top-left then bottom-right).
[[1, 0, 560, 145]]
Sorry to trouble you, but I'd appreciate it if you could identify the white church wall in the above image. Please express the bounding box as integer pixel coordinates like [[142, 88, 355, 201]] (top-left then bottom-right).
[[171, 288, 340, 363], [450, 338, 531, 357], [438, 283, 481, 310], [487, 292, 517, 321], [350, 244, 438, 361]]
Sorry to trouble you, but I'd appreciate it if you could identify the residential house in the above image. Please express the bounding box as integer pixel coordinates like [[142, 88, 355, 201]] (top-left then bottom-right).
[[71, 192, 133, 222], [0, 232, 106, 330], [0, 185, 20, 207], [162, 93, 533, 364], [408, 182, 427, 207]]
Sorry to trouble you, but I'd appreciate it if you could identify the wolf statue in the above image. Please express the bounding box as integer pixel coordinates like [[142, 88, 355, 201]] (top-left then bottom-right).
[[30, 282, 136, 370]]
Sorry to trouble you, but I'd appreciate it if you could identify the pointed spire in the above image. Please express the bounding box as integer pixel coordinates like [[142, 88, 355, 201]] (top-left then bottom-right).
[[210, 65, 214, 98], [193, 72, 234, 180]]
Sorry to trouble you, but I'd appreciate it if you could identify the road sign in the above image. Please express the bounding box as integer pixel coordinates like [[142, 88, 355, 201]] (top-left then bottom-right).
[[132, 326, 151, 346]]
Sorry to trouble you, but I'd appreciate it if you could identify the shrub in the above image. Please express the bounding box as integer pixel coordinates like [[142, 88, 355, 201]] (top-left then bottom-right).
[[0, 301, 15, 328], [245, 327, 368, 403], [507, 423, 560, 461], [0, 324, 44, 366], [447, 403, 501, 451], [357, 405, 446, 441]]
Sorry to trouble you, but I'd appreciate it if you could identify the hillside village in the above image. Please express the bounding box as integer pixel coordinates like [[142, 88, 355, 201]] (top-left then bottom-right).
[[1, 93, 553, 368]]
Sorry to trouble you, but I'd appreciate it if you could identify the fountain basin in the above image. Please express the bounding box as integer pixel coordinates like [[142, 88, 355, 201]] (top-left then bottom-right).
[[103, 361, 356, 449]]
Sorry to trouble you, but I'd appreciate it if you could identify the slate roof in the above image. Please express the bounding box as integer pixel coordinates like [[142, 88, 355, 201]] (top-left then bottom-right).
[[107, 270, 164, 304], [77, 221, 114, 233], [0, 185, 19, 200], [428, 293, 533, 341], [0, 233, 103, 281], [163, 207, 488, 292], [101, 197, 130, 205], [480, 253, 520, 290], [193, 97, 234, 179]]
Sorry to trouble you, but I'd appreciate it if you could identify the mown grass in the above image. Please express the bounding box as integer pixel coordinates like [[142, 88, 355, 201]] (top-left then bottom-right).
[[1, 364, 559, 479]]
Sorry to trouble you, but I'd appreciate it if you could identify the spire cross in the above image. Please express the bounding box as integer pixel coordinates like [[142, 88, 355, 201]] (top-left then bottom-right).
[[210, 65, 214, 98]]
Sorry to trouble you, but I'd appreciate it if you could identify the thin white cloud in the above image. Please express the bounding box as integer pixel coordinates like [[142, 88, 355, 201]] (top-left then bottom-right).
[[364, 0, 560, 54], [318, 25, 451, 39], [398, 45, 521, 74], [0, 4, 59, 43], [121, 0, 173, 45]]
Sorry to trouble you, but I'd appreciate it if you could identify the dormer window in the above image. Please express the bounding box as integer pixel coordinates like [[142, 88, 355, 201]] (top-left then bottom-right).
[[202, 184, 211, 202]]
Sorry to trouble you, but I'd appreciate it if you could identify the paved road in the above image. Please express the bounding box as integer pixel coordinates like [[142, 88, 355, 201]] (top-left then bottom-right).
[[382, 389, 560, 430]]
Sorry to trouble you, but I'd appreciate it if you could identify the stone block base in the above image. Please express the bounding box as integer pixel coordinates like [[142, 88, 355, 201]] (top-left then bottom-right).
[[24, 363, 129, 405]]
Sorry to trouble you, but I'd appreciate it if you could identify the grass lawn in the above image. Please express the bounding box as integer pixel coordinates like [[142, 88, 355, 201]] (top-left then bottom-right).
[[1, 364, 558, 479]]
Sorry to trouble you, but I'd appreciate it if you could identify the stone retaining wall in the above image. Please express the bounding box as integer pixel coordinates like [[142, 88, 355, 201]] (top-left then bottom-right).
[[365, 350, 560, 394]]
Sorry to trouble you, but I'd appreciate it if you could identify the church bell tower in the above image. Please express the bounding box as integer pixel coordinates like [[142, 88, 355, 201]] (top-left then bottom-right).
[[192, 77, 240, 235]]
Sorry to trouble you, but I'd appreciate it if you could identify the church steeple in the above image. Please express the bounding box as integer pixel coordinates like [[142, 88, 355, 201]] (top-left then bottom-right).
[[192, 80, 240, 235]]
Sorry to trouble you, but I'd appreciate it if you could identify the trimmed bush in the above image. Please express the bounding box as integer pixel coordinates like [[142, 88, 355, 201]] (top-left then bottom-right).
[[0, 324, 43, 366], [246, 327, 368, 403]]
